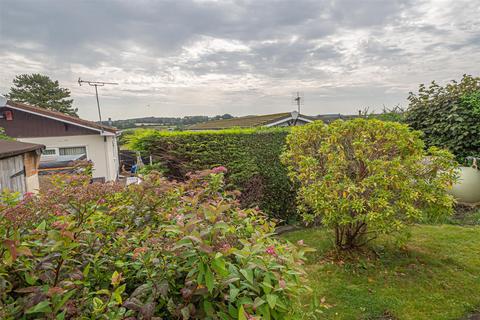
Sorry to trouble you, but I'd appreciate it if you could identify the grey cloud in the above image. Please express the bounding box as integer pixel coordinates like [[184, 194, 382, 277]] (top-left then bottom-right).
[[0, 0, 479, 120], [183, 38, 341, 79], [0, 0, 409, 65], [360, 39, 407, 63]]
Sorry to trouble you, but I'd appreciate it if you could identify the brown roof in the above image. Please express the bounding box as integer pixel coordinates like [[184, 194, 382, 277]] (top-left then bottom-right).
[[315, 114, 360, 123], [188, 112, 314, 130], [0, 140, 45, 159], [6, 100, 117, 133]]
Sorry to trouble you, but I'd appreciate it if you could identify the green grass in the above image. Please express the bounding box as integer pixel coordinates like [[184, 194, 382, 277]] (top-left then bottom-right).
[[283, 225, 480, 320]]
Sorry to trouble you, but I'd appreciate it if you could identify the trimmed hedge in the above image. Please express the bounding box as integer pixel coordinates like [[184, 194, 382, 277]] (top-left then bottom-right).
[[128, 128, 297, 221]]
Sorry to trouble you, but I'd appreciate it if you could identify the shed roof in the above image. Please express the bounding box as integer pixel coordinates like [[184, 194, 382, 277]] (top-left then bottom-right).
[[0, 140, 45, 159], [188, 112, 315, 130]]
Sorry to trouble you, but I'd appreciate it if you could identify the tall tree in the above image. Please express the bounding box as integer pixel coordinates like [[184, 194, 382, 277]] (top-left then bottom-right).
[[7, 74, 78, 116]]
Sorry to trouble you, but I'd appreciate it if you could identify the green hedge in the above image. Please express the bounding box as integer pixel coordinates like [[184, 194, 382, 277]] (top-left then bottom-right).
[[128, 128, 297, 221]]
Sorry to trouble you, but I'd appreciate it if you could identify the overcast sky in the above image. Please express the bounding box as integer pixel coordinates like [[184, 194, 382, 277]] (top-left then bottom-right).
[[0, 0, 479, 121]]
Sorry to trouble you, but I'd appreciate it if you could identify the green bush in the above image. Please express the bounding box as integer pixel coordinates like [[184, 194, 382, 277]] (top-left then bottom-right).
[[128, 128, 297, 221], [405, 74, 480, 163], [281, 119, 458, 250], [0, 127, 12, 140], [0, 170, 309, 319]]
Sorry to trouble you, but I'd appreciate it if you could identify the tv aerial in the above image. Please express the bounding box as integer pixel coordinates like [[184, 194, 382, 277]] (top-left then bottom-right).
[[292, 91, 304, 114], [78, 78, 118, 132]]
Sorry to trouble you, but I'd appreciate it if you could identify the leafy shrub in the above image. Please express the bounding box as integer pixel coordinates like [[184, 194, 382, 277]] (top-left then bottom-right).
[[127, 128, 297, 221], [281, 119, 457, 250], [0, 127, 12, 140], [0, 170, 309, 319], [405, 74, 480, 163]]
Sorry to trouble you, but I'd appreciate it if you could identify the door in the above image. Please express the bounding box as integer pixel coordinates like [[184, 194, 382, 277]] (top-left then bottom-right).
[[0, 155, 26, 194]]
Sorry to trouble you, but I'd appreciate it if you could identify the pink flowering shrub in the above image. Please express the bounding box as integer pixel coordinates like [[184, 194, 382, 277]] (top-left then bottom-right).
[[0, 169, 310, 319]]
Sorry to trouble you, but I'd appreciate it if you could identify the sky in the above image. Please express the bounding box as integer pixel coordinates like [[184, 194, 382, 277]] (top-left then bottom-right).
[[0, 0, 479, 121]]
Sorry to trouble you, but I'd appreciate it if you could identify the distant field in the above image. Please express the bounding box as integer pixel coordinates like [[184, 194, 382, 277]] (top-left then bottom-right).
[[120, 125, 174, 131]]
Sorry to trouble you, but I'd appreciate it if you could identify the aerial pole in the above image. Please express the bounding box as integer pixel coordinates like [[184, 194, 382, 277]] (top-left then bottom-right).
[[78, 78, 118, 133], [294, 91, 302, 114], [292, 91, 304, 126], [78, 78, 119, 181]]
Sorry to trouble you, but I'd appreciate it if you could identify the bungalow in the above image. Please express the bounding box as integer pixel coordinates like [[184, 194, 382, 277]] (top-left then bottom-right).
[[188, 111, 314, 130], [0, 99, 119, 182], [0, 140, 44, 194]]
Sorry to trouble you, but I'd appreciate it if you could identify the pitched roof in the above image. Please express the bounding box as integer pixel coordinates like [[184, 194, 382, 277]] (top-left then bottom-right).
[[188, 112, 314, 130], [0, 140, 45, 159], [315, 114, 360, 123], [5, 100, 117, 134]]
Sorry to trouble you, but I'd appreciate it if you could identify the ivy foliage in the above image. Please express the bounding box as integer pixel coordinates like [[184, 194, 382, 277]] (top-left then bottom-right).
[[282, 119, 458, 250], [128, 128, 297, 221], [405, 74, 480, 163]]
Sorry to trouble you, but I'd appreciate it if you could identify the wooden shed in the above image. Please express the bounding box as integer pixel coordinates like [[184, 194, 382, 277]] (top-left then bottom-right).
[[0, 140, 44, 194]]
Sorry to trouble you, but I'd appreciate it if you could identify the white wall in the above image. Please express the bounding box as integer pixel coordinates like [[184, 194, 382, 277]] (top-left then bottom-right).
[[18, 134, 119, 181]]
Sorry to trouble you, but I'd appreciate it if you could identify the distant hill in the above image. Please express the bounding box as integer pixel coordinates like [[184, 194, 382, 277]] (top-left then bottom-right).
[[107, 112, 369, 130], [103, 114, 234, 129]]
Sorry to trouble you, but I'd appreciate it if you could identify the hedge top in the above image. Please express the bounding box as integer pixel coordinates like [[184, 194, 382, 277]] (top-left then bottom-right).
[[126, 126, 290, 146]]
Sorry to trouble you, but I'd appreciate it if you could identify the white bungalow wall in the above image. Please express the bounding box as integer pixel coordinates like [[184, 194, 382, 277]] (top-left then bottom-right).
[[18, 134, 119, 181]]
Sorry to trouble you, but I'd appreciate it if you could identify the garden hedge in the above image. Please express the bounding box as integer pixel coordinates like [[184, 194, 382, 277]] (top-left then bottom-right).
[[128, 128, 297, 221]]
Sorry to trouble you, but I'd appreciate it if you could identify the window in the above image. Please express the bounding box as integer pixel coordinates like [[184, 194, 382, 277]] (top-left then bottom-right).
[[59, 146, 87, 156], [42, 149, 57, 156]]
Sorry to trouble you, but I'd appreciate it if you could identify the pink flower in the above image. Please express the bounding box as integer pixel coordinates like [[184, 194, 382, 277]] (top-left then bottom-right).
[[97, 198, 106, 205], [220, 243, 232, 253], [212, 166, 228, 174], [132, 247, 148, 260], [52, 221, 68, 230], [265, 246, 277, 256], [279, 279, 286, 289], [238, 211, 247, 218]]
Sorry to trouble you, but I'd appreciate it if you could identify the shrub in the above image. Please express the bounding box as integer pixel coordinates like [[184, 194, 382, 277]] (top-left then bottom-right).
[[405, 74, 480, 163], [281, 119, 457, 250], [0, 170, 309, 319], [127, 128, 297, 222], [0, 127, 12, 140]]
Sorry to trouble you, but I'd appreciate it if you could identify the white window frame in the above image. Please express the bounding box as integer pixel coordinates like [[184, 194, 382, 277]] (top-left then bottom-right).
[[58, 146, 88, 157], [42, 148, 58, 156], [40, 145, 89, 159]]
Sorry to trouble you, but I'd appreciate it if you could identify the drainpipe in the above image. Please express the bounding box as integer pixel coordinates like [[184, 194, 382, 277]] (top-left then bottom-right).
[[103, 135, 111, 181]]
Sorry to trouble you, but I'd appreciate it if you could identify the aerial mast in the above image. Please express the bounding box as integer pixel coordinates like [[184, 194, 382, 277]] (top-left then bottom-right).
[[291, 92, 304, 125], [78, 78, 118, 132], [293, 91, 303, 114]]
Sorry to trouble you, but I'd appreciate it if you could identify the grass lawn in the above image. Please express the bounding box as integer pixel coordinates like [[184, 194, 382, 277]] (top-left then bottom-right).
[[283, 224, 480, 320]]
